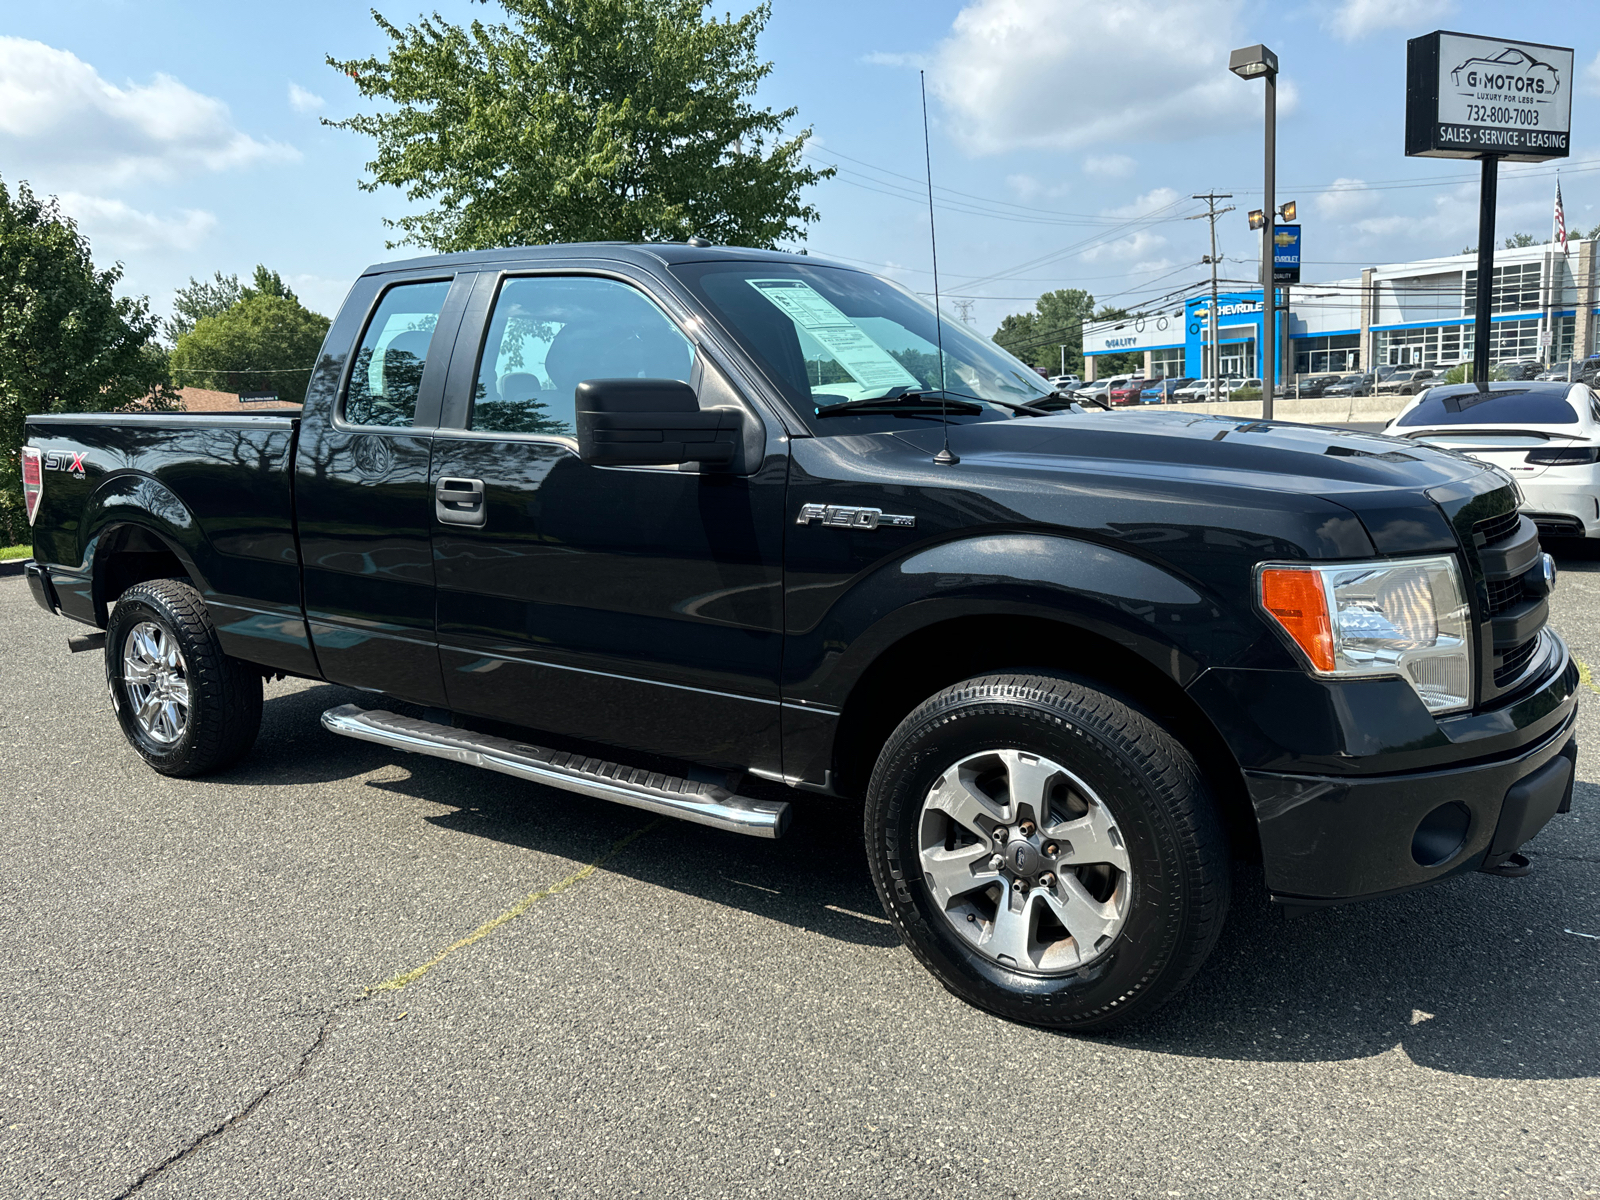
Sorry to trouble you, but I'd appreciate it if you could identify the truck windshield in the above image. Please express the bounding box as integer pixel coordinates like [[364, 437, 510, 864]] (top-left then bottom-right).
[[670, 261, 1053, 433]]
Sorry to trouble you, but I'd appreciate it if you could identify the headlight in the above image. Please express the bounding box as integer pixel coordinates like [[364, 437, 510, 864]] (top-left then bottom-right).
[[1257, 555, 1472, 714]]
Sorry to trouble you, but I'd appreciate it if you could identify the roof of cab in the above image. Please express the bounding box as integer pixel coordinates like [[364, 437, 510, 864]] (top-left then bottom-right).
[[360, 241, 850, 278]]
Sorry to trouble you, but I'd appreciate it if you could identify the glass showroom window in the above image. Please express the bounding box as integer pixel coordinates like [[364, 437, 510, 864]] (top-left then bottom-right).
[[1293, 334, 1361, 374], [1377, 327, 1437, 366], [1463, 262, 1543, 316], [1151, 349, 1186, 378]]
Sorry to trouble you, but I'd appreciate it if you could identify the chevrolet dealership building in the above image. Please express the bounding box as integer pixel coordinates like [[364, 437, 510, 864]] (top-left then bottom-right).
[[1081, 239, 1598, 383]]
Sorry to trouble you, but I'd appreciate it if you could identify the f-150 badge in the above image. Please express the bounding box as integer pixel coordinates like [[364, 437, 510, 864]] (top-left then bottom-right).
[[796, 503, 914, 530]]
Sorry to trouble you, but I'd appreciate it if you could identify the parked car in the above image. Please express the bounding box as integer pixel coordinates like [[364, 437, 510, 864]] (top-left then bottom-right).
[[1535, 362, 1581, 382], [1385, 381, 1600, 539], [1324, 372, 1377, 397], [1108, 376, 1152, 406], [1048, 374, 1082, 392], [1172, 376, 1240, 401], [1501, 360, 1544, 381], [20, 242, 1577, 1032], [1074, 379, 1114, 405], [1376, 369, 1439, 396], [1138, 378, 1192, 403], [1229, 377, 1265, 399], [1292, 374, 1348, 399]]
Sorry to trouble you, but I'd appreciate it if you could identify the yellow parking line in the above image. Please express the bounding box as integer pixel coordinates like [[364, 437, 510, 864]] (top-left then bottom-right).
[[1576, 656, 1600, 698], [368, 818, 663, 994]]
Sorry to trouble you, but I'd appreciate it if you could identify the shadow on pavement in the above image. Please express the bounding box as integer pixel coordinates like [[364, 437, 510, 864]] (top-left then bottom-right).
[[222, 680, 1599, 1079]]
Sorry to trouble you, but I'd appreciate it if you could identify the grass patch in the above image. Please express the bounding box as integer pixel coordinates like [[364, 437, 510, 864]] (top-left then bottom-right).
[[1, 544, 30, 561]]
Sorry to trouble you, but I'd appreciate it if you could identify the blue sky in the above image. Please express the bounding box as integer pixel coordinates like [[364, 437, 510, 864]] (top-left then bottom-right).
[[2, 0, 1597, 338]]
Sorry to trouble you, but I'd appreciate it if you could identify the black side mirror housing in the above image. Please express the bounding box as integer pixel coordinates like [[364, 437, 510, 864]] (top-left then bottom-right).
[[575, 379, 745, 470]]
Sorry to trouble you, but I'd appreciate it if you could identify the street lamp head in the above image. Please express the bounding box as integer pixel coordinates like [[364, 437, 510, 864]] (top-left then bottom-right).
[[1247, 210, 1266, 230], [1229, 44, 1278, 79]]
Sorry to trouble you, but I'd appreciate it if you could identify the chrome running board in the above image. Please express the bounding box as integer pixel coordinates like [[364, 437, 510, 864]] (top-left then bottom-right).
[[320, 704, 791, 839]]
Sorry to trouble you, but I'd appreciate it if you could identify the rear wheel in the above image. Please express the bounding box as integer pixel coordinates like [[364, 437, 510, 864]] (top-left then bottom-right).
[[865, 673, 1229, 1031], [105, 579, 262, 777]]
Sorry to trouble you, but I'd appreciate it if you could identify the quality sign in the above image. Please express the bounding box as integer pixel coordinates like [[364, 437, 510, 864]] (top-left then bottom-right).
[[1406, 31, 1573, 161], [1272, 225, 1300, 285]]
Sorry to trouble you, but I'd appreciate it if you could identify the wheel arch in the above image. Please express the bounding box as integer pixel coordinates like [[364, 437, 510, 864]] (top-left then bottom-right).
[[829, 612, 1259, 860]]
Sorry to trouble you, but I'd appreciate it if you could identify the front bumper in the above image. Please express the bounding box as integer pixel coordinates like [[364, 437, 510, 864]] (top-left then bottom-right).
[[1241, 636, 1580, 905]]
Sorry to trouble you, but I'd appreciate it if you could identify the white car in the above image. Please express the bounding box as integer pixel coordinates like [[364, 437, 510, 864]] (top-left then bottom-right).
[[1048, 374, 1081, 392], [1383, 380, 1600, 538], [1172, 376, 1246, 401]]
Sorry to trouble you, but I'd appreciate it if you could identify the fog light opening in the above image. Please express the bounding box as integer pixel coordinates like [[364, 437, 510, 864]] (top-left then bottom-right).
[[1412, 801, 1471, 867]]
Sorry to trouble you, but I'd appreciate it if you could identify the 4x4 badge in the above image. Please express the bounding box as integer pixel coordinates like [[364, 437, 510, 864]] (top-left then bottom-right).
[[796, 503, 914, 530]]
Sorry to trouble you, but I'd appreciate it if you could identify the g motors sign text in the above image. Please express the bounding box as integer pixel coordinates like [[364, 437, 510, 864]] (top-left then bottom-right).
[[1406, 31, 1573, 161]]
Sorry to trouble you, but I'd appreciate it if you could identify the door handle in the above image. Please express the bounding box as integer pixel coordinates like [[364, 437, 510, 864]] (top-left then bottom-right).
[[435, 477, 486, 526]]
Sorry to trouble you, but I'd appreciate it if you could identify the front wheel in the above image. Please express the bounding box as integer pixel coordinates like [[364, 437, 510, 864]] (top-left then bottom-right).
[[105, 579, 263, 777], [865, 673, 1229, 1031]]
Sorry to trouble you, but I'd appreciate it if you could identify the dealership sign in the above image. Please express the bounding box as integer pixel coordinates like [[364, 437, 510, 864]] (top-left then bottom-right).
[[1406, 31, 1573, 161], [1271, 225, 1300, 285]]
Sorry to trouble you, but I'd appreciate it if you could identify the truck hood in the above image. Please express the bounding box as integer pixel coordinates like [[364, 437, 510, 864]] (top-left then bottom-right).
[[893, 410, 1495, 495], [891, 410, 1506, 554]]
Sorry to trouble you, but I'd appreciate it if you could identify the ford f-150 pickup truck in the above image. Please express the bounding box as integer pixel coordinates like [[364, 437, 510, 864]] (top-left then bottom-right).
[[21, 242, 1580, 1030]]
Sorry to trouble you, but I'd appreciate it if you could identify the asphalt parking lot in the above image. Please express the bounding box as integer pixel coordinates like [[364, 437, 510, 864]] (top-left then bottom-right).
[[2, 551, 1598, 1200]]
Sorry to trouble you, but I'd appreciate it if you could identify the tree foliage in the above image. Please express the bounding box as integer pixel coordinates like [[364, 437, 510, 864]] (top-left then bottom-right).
[[164, 271, 245, 345], [0, 178, 175, 543], [168, 275, 331, 403], [992, 289, 1096, 375], [325, 0, 834, 252]]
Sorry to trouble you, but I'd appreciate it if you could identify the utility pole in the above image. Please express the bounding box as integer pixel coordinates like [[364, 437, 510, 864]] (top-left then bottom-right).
[[1189, 193, 1235, 402]]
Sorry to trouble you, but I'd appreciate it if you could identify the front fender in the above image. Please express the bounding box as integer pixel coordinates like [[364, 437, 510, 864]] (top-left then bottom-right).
[[783, 532, 1266, 708]]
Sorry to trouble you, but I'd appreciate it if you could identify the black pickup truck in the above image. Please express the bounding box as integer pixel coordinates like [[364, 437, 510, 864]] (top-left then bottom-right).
[[21, 243, 1579, 1030]]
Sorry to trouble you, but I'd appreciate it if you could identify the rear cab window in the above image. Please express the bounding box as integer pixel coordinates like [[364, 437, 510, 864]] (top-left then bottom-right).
[[342, 280, 453, 428]]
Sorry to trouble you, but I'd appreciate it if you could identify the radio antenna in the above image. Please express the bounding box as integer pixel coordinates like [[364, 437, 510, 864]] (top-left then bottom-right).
[[921, 70, 958, 467]]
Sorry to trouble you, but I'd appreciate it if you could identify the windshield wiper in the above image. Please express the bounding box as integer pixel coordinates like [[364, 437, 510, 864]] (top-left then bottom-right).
[[813, 389, 984, 418]]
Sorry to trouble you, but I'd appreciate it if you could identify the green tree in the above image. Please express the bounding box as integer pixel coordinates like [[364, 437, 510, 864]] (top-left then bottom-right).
[[0, 179, 176, 543], [1503, 232, 1538, 248], [168, 283, 331, 403], [325, 0, 833, 251], [164, 271, 244, 345], [992, 288, 1095, 374]]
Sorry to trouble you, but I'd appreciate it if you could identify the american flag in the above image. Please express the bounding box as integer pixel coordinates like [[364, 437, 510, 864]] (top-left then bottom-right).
[[1554, 178, 1568, 257]]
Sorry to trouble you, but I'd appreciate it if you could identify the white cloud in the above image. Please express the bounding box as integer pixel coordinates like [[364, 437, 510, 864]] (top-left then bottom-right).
[[1314, 178, 1381, 221], [0, 36, 295, 186], [1322, 0, 1454, 43], [861, 51, 927, 69], [288, 83, 325, 113], [1105, 187, 1182, 220], [926, 0, 1273, 154], [1081, 230, 1169, 263], [1084, 154, 1135, 179], [1004, 173, 1071, 201], [56, 192, 216, 253], [1584, 50, 1600, 95]]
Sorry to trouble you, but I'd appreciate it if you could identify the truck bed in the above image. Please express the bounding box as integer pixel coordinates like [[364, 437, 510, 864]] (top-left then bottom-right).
[[24, 411, 316, 677]]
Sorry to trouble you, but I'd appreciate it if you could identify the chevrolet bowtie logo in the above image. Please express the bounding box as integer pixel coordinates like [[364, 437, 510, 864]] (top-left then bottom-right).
[[796, 503, 915, 530], [1273, 230, 1296, 247]]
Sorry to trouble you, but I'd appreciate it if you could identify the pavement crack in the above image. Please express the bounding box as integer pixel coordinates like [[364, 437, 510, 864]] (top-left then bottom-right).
[[109, 1013, 338, 1200]]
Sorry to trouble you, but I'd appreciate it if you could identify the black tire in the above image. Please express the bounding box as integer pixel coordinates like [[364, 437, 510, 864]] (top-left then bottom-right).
[[865, 673, 1228, 1031], [105, 578, 263, 777]]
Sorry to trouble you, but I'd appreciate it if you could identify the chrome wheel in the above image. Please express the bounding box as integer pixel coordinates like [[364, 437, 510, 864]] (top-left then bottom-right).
[[919, 749, 1132, 974], [122, 621, 191, 745]]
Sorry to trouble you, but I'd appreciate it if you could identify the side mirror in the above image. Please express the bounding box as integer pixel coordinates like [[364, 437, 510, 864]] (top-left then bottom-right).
[[575, 379, 745, 469]]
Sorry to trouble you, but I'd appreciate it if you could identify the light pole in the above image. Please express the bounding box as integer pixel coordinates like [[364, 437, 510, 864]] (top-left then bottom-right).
[[1230, 44, 1278, 419]]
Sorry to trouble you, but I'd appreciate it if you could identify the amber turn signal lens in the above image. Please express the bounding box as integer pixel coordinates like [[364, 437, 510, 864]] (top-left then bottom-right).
[[1259, 568, 1334, 672]]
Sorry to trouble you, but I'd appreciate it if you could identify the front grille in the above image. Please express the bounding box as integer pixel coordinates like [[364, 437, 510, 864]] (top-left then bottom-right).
[[1483, 575, 1525, 615], [1474, 509, 1521, 546], [1494, 637, 1539, 687]]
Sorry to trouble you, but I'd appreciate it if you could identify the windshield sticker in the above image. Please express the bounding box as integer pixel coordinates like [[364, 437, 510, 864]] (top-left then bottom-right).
[[746, 279, 921, 391]]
